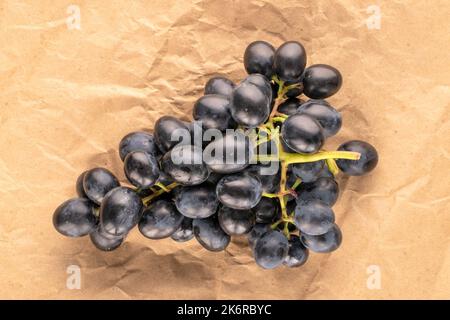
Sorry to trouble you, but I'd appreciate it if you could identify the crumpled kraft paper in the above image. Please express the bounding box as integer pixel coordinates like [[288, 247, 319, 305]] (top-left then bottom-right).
[[0, 0, 449, 299]]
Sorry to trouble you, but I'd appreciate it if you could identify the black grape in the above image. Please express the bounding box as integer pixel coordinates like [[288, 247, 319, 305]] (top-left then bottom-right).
[[100, 187, 143, 236], [297, 101, 342, 137], [303, 64, 343, 99], [218, 206, 255, 235], [247, 223, 271, 249], [154, 116, 190, 153], [252, 197, 280, 224], [297, 177, 339, 207], [291, 160, 325, 183], [161, 144, 209, 186], [283, 235, 309, 268], [281, 114, 324, 154], [300, 223, 342, 253], [203, 130, 253, 173], [171, 217, 194, 242], [216, 173, 262, 210], [119, 131, 157, 161], [83, 168, 120, 205], [243, 40, 275, 79], [241, 74, 273, 102], [124, 151, 160, 189], [75, 171, 88, 198], [273, 41, 307, 82], [53, 198, 97, 237], [89, 226, 124, 251], [230, 82, 270, 128], [204, 76, 235, 97], [253, 230, 289, 269], [294, 199, 335, 236], [244, 163, 280, 194], [193, 94, 233, 131], [278, 98, 303, 115], [175, 184, 219, 218], [139, 200, 184, 239], [193, 216, 231, 252], [336, 140, 379, 176]]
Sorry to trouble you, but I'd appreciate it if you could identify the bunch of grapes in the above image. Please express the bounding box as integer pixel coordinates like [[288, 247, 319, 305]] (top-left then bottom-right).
[[53, 40, 378, 269]]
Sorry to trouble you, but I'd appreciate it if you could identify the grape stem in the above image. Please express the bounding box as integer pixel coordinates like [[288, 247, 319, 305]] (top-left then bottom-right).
[[142, 182, 178, 205]]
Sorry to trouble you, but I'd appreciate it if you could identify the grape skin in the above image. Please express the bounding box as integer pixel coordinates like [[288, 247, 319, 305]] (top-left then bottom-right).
[[278, 98, 303, 115], [175, 184, 219, 219], [297, 101, 342, 138], [274, 41, 307, 82], [204, 76, 235, 97], [171, 217, 194, 242], [247, 223, 271, 249], [254, 230, 289, 269], [218, 206, 255, 236], [53, 198, 97, 237], [283, 235, 309, 268], [119, 131, 157, 161], [243, 40, 275, 79], [124, 151, 160, 189], [139, 200, 184, 239], [76, 171, 88, 198], [281, 114, 324, 154], [90, 226, 124, 251], [336, 140, 379, 176], [252, 197, 280, 224], [193, 216, 231, 252], [291, 160, 325, 183], [303, 64, 343, 99], [193, 94, 233, 131], [230, 82, 270, 128], [216, 173, 262, 210], [294, 199, 335, 236], [83, 168, 120, 205], [301, 223, 342, 253], [154, 116, 190, 153], [296, 177, 339, 207]]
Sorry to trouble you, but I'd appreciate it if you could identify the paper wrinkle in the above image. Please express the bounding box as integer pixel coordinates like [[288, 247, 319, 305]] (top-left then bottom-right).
[[0, 0, 449, 299]]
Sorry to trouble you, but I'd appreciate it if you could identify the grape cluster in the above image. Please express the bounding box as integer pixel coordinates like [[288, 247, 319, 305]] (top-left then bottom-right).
[[53, 40, 378, 269]]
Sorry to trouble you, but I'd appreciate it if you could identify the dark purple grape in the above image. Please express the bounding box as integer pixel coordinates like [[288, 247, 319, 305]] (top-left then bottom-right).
[[244, 163, 280, 194], [193, 216, 230, 252], [83, 168, 120, 205], [243, 40, 275, 79], [254, 230, 289, 269], [241, 74, 273, 102], [300, 223, 342, 253], [171, 217, 194, 242], [278, 98, 303, 115], [174, 184, 219, 219], [76, 171, 88, 198], [252, 197, 280, 224], [100, 187, 143, 236], [281, 114, 324, 154], [303, 64, 342, 99], [230, 82, 270, 128], [274, 41, 307, 82], [193, 94, 233, 131], [203, 131, 253, 174], [291, 160, 325, 183], [294, 199, 335, 236], [53, 198, 96, 237], [89, 226, 124, 251], [119, 131, 157, 161], [139, 200, 184, 239], [218, 206, 255, 235], [124, 151, 160, 189], [154, 116, 190, 153], [216, 173, 262, 210], [247, 223, 271, 249], [204, 76, 235, 97], [297, 101, 342, 137], [161, 144, 209, 186], [336, 140, 378, 176], [297, 177, 339, 207], [283, 235, 309, 267]]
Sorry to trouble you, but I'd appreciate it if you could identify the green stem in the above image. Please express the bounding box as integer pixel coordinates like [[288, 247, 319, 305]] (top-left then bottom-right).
[[284, 151, 361, 164], [142, 182, 178, 205]]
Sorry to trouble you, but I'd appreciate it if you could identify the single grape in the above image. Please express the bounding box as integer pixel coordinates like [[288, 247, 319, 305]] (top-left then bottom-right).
[[76, 171, 88, 198], [241, 74, 273, 102], [204, 76, 235, 97], [100, 187, 143, 236], [283, 235, 309, 268], [89, 226, 124, 251], [273, 41, 307, 82], [252, 197, 280, 224], [303, 64, 342, 99], [290, 160, 325, 183], [83, 168, 120, 205], [281, 114, 324, 154], [174, 184, 219, 219], [216, 173, 262, 210], [243, 40, 275, 79], [119, 131, 157, 161], [254, 230, 289, 269], [244, 163, 280, 194], [278, 98, 303, 115], [336, 140, 378, 176], [230, 82, 270, 128], [161, 144, 209, 186], [193, 94, 233, 131], [247, 223, 271, 249], [300, 223, 342, 253], [297, 177, 339, 207], [53, 198, 97, 237], [124, 151, 160, 189], [171, 217, 194, 242], [284, 81, 303, 98], [193, 216, 231, 252], [294, 199, 335, 236], [297, 101, 342, 137], [154, 116, 190, 153], [203, 131, 253, 174], [218, 206, 255, 235], [139, 200, 184, 239]]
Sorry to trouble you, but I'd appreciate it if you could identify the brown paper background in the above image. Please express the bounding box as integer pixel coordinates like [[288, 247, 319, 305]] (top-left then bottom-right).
[[0, 0, 449, 299]]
